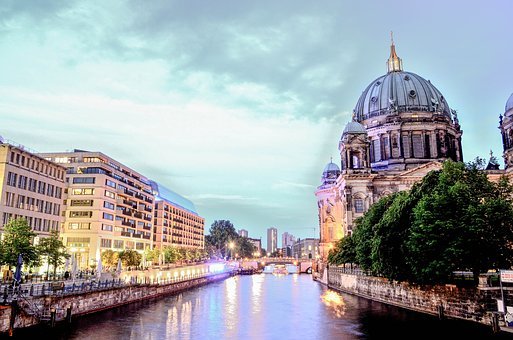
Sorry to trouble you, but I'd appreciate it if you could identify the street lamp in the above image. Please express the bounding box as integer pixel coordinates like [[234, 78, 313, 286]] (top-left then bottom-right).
[[228, 242, 235, 260]]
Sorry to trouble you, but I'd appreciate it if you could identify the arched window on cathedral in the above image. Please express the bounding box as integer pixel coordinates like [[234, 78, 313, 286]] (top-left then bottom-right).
[[354, 198, 364, 213]]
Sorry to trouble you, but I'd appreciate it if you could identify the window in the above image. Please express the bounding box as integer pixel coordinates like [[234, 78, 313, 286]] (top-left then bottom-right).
[[84, 157, 104, 163], [5, 192, 15, 207], [101, 224, 113, 231], [69, 211, 93, 218], [55, 187, 62, 199], [354, 199, 364, 213], [104, 190, 115, 199], [103, 212, 114, 220], [71, 199, 93, 206], [38, 181, 46, 194], [136, 243, 144, 250], [100, 239, 112, 248], [113, 240, 124, 249], [18, 175, 27, 190], [73, 177, 95, 184], [28, 178, 37, 192], [7, 172, 17, 186], [72, 188, 94, 195], [67, 237, 90, 247], [47, 184, 54, 197], [412, 134, 424, 158], [69, 222, 91, 230], [104, 201, 115, 210], [16, 195, 25, 209], [105, 179, 116, 188]]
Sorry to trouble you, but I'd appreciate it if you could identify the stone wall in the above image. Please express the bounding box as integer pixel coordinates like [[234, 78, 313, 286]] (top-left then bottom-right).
[[327, 267, 511, 325], [1, 272, 231, 334]]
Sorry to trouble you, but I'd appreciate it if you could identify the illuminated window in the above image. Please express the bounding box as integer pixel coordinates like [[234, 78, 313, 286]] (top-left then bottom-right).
[[72, 188, 94, 195]]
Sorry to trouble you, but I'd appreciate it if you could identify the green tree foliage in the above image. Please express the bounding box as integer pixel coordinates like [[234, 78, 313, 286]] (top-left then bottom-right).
[[101, 249, 119, 268], [352, 193, 397, 272], [327, 235, 356, 267], [206, 220, 239, 258], [118, 249, 142, 267], [162, 246, 181, 263], [406, 161, 513, 284], [234, 237, 256, 258], [331, 160, 513, 285], [0, 218, 39, 269], [37, 230, 70, 278]]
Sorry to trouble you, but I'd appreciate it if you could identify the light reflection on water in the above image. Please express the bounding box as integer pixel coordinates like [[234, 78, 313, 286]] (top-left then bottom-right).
[[8, 274, 509, 340]]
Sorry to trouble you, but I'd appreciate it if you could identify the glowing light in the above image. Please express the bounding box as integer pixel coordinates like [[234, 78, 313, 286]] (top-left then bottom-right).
[[209, 263, 225, 273]]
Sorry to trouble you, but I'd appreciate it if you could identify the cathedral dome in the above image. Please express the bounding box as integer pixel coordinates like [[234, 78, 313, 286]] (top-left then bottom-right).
[[354, 71, 451, 122], [342, 121, 366, 135], [506, 93, 513, 113], [323, 161, 340, 174]]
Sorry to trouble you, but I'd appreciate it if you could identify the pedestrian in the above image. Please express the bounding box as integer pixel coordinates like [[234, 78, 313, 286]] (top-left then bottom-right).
[[64, 271, 70, 280]]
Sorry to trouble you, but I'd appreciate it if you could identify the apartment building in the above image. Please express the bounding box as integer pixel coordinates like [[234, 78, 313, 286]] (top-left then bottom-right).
[[40, 150, 154, 269], [292, 238, 320, 259], [151, 181, 204, 250], [0, 142, 66, 238]]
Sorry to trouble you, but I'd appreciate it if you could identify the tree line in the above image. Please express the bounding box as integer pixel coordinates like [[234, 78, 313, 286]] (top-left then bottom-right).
[[328, 160, 513, 285], [205, 220, 258, 259]]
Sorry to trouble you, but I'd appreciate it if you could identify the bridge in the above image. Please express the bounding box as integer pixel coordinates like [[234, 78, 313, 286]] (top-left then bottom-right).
[[239, 258, 313, 273]]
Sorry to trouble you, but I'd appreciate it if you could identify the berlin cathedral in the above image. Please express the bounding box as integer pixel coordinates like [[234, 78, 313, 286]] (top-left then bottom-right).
[[315, 39, 513, 259]]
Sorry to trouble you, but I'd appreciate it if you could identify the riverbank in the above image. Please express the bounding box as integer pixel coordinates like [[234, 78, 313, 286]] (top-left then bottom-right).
[[326, 267, 512, 331], [0, 270, 233, 335]]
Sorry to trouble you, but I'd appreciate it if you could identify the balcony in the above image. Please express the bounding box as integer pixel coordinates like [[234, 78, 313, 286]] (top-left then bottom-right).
[[143, 216, 152, 222], [142, 225, 151, 231], [132, 233, 142, 239], [121, 231, 131, 237], [121, 209, 132, 217], [121, 221, 134, 227], [144, 206, 152, 212], [133, 211, 143, 219], [145, 197, 153, 204], [135, 193, 144, 200], [142, 235, 150, 240]]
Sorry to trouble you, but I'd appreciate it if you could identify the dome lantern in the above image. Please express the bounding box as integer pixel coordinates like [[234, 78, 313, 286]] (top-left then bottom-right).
[[387, 32, 403, 73]]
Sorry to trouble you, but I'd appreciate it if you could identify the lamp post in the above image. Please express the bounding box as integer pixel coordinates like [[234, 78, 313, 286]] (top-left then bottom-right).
[[228, 242, 235, 260]]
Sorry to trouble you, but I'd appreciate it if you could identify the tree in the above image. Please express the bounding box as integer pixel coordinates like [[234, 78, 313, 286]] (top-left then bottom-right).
[[101, 249, 119, 268], [118, 250, 142, 267], [163, 246, 180, 263], [328, 235, 356, 267], [352, 193, 398, 273], [406, 161, 513, 284], [37, 231, 70, 279], [207, 220, 239, 258], [144, 247, 161, 264], [235, 237, 256, 258], [0, 218, 39, 269]]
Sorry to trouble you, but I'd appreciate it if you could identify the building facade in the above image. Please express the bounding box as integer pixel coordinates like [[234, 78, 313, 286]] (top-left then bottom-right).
[[151, 180, 204, 250], [0, 142, 66, 238], [281, 232, 295, 249], [238, 229, 249, 238], [266, 227, 277, 254], [248, 237, 262, 254], [292, 238, 319, 259], [315, 40, 466, 259], [40, 150, 155, 268]]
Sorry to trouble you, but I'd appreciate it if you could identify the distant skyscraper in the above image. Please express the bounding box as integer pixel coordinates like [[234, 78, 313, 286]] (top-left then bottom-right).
[[281, 232, 296, 248], [238, 229, 248, 238], [267, 227, 277, 254]]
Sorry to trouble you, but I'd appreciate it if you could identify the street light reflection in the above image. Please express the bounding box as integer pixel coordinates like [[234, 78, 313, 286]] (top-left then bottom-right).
[[320, 290, 346, 318]]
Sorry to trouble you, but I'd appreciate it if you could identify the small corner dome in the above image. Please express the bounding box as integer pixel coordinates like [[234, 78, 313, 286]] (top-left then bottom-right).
[[506, 93, 513, 113], [342, 121, 367, 136], [323, 162, 340, 173]]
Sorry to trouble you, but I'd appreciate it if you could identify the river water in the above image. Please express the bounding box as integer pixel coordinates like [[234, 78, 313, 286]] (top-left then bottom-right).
[[7, 274, 511, 339]]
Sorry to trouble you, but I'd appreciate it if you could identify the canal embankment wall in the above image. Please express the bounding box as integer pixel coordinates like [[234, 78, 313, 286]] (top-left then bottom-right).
[[0, 271, 232, 334], [327, 267, 511, 325]]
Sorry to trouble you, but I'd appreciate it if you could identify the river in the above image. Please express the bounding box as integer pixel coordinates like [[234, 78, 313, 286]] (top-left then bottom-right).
[[7, 274, 511, 339]]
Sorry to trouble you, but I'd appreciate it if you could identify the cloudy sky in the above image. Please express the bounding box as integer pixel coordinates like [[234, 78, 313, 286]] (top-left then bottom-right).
[[1, 1, 512, 243]]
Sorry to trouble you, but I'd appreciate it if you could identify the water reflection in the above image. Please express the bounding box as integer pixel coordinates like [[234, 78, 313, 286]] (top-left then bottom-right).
[[7, 274, 509, 340], [321, 289, 346, 318]]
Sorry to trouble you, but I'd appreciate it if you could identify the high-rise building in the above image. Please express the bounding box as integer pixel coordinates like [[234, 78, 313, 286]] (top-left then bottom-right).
[[281, 232, 295, 248], [40, 150, 156, 268], [151, 180, 204, 249], [266, 227, 277, 254], [238, 229, 248, 238], [0, 142, 66, 239]]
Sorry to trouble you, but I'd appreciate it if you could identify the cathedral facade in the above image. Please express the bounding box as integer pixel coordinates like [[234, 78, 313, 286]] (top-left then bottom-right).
[[316, 40, 512, 259]]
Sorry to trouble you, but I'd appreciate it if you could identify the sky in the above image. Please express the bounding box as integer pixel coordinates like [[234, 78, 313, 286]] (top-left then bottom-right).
[[1, 1, 512, 243]]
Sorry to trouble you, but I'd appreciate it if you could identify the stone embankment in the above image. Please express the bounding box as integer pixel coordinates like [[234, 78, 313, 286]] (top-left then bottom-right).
[[327, 267, 511, 325], [0, 271, 232, 334]]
